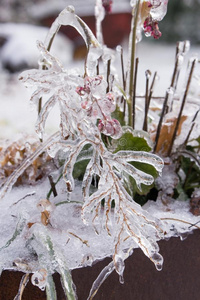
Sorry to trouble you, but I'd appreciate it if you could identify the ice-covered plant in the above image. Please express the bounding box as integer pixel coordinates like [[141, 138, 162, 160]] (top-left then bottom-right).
[[0, 1, 199, 299]]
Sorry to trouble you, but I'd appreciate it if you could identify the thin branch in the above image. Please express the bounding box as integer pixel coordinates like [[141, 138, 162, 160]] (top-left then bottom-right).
[[183, 108, 200, 147], [160, 217, 200, 230], [48, 175, 58, 198], [106, 59, 111, 93], [167, 58, 196, 156], [143, 70, 151, 131], [132, 57, 139, 128], [14, 273, 29, 300], [128, 0, 141, 127]]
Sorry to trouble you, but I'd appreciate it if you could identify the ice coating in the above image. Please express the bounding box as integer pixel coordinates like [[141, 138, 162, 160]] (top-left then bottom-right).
[[1, 1, 200, 298], [150, 0, 169, 21], [95, 0, 105, 45], [44, 6, 103, 76]]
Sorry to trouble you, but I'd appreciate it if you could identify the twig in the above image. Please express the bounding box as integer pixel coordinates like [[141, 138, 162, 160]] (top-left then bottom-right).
[[148, 71, 157, 104], [143, 70, 151, 131], [120, 47, 126, 102], [68, 231, 89, 247], [153, 43, 187, 153], [106, 59, 111, 93], [128, 0, 141, 127], [153, 92, 169, 153], [13, 192, 36, 206], [48, 175, 58, 198], [167, 58, 196, 156], [183, 108, 200, 147], [14, 273, 29, 300], [160, 217, 200, 230], [132, 57, 139, 128]]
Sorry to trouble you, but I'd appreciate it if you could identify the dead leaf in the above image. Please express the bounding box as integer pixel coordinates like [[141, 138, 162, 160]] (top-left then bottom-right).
[[150, 115, 187, 155]]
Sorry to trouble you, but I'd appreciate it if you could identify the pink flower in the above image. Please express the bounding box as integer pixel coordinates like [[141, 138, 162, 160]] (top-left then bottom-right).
[[143, 16, 162, 39], [98, 118, 122, 139], [102, 0, 113, 14]]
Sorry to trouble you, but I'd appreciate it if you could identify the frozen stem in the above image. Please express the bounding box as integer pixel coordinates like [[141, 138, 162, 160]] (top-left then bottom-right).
[[143, 70, 151, 131], [132, 57, 139, 127], [167, 58, 196, 156], [14, 273, 30, 300], [128, 0, 140, 127]]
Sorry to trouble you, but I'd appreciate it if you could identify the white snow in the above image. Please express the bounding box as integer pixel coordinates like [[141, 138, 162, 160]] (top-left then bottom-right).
[[0, 23, 73, 70], [0, 176, 198, 273]]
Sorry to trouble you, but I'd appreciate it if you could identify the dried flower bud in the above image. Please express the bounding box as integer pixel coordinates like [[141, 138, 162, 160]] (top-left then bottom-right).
[[143, 16, 162, 39], [37, 199, 53, 212], [102, 0, 113, 14]]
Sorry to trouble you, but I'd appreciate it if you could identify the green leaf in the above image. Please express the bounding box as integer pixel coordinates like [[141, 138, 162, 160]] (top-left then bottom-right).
[[73, 159, 90, 180], [73, 144, 93, 180], [111, 129, 159, 198], [46, 274, 57, 300], [0, 216, 26, 251], [113, 131, 152, 153], [111, 105, 125, 126]]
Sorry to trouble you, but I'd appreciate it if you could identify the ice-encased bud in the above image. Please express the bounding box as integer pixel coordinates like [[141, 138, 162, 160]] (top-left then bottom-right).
[[150, 0, 169, 21], [99, 92, 116, 113], [98, 119, 122, 139], [31, 269, 47, 291]]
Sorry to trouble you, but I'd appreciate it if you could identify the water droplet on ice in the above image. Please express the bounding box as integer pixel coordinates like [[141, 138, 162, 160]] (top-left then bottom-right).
[[116, 45, 122, 53], [67, 5, 75, 13]]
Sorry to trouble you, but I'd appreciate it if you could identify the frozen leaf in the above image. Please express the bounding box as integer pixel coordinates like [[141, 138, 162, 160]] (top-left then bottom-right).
[[46, 274, 57, 300], [0, 216, 26, 251]]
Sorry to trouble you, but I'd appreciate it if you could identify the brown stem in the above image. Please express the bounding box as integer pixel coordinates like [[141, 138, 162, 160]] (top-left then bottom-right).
[[183, 108, 200, 147], [153, 92, 169, 153], [167, 58, 196, 156], [128, 0, 140, 127], [148, 71, 157, 103], [106, 59, 111, 93], [132, 57, 139, 128], [143, 70, 151, 131], [48, 175, 58, 198]]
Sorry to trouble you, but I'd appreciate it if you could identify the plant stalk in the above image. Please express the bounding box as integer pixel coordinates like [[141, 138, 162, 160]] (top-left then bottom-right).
[[132, 57, 139, 128], [167, 58, 196, 156], [128, 0, 140, 127]]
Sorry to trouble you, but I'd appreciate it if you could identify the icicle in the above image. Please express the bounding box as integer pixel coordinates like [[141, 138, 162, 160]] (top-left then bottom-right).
[[87, 261, 115, 300], [114, 255, 125, 284]]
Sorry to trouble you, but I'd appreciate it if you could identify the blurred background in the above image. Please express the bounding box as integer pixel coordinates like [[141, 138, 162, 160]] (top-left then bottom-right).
[[0, 0, 200, 138], [0, 0, 200, 72]]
